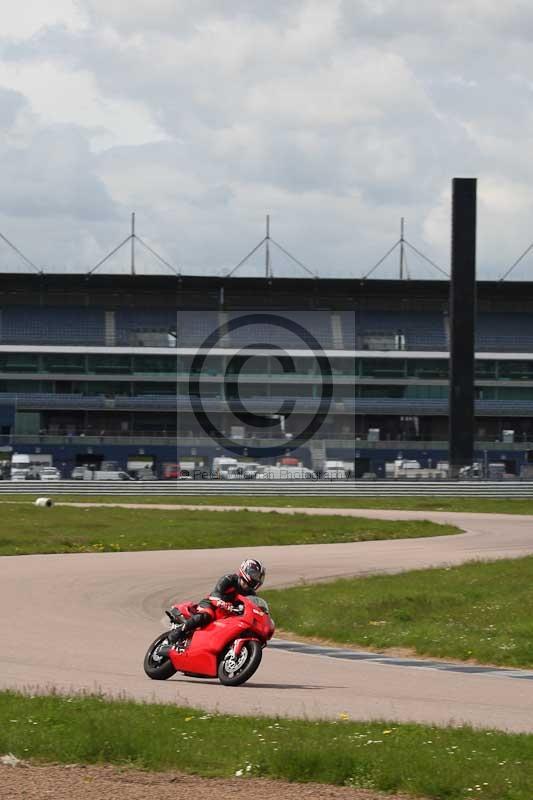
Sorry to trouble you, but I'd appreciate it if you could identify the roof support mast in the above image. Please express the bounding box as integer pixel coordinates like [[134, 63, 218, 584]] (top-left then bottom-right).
[[363, 218, 449, 280], [226, 215, 318, 279], [265, 214, 271, 280], [399, 217, 405, 280], [86, 213, 180, 277], [131, 212, 136, 277]]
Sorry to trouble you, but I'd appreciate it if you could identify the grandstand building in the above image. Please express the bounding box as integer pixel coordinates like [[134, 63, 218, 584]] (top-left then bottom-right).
[[0, 271, 533, 477]]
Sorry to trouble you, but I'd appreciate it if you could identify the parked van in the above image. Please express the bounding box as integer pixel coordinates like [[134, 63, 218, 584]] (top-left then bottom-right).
[[11, 453, 31, 480], [322, 467, 347, 480], [11, 453, 53, 480], [212, 457, 239, 479], [82, 470, 134, 481]]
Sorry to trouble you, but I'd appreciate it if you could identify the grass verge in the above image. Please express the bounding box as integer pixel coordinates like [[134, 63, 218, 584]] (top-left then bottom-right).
[[1, 691, 532, 799], [0, 504, 458, 556], [2, 494, 533, 514], [263, 556, 533, 668]]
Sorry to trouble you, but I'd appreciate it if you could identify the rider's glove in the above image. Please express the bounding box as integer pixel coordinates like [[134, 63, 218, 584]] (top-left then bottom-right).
[[211, 597, 233, 612]]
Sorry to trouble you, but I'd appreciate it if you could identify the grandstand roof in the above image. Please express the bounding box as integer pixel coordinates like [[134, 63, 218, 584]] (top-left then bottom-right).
[[0, 272, 532, 311]]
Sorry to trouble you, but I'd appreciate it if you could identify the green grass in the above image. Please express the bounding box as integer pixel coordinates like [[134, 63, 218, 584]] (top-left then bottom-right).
[[1, 692, 532, 799], [2, 494, 533, 514], [0, 504, 458, 556], [264, 557, 533, 668]]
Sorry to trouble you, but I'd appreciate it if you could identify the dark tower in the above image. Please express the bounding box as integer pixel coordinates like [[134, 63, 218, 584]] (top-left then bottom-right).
[[449, 178, 477, 476]]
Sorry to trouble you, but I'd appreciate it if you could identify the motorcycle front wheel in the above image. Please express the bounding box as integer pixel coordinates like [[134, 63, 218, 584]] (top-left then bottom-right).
[[218, 640, 262, 686], [143, 631, 177, 680]]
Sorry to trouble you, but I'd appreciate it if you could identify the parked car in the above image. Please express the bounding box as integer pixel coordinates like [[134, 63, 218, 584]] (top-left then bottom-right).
[[176, 470, 193, 480], [162, 463, 179, 479], [136, 471, 158, 481], [361, 472, 377, 480], [71, 466, 87, 480], [399, 460, 421, 470], [100, 461, 120, 471], [39, 467, 61, 481], [10, 469, 28, 481], [256, 466, 317, 480]]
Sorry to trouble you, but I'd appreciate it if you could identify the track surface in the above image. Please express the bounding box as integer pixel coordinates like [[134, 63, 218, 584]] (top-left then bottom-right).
[[2, 508, 533, 732]]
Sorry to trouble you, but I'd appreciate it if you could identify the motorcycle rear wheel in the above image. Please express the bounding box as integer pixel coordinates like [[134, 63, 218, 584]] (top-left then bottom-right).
[[143, 631, 178, 680], [218, 640, 262, 686]]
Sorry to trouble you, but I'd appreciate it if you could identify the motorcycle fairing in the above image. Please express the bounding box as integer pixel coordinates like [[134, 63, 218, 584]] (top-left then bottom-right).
[[168, 617, 251, 676]]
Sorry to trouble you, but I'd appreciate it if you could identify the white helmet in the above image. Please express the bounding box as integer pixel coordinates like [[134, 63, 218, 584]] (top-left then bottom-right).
[[238, 558, 266, 591]]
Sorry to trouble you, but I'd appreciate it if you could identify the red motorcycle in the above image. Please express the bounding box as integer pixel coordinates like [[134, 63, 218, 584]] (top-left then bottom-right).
[[143, 594, 275, 686]]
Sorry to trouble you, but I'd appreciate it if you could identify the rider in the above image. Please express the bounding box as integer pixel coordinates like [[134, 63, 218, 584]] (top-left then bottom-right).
[[160, 558, 266, 654]]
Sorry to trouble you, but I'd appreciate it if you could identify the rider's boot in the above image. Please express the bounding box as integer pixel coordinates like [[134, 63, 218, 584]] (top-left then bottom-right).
[[156, 613, 206, 659], [156, 624, 186, 658]]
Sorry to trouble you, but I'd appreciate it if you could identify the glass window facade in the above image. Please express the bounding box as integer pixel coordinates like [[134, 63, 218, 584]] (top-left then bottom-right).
[[361, 359, 406, 378], [406, 359, 448, 379], [87, 355, 131, 374], [359, 384, 448, 399], [0, 353, 39, 372], [133, 355, 176, 374], [498, 361, 533, 381], [2, 353, 533, 401]]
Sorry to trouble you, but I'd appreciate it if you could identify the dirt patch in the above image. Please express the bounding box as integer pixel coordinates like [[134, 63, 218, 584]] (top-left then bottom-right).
[[0, 762, 425, 800]]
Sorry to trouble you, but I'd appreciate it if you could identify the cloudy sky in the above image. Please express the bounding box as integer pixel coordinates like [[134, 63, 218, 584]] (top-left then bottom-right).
[[0, 0, 532, 279]]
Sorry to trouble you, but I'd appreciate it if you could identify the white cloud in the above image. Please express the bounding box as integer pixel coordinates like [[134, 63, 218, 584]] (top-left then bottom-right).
[[0, 0, 532, 277], [0, 57, 168, 151], [81, 0, 304, 35], [1, 1, 86, 39]]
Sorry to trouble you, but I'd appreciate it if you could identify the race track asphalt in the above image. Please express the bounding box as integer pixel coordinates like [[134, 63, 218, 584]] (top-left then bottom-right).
[[2, 508, 533, 732]]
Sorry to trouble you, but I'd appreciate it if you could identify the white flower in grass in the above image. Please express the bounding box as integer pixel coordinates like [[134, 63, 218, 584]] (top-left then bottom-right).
[[235, 769, 244, 777], [1, 754, 22, 767]]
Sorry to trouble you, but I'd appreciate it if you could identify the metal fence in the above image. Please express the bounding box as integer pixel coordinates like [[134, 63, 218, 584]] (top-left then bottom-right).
[[2, 480, 533, 497]]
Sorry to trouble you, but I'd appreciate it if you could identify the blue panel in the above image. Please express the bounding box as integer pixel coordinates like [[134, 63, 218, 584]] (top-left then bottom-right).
[[0, 405, 15, 426], [1, 307, 105, 345]]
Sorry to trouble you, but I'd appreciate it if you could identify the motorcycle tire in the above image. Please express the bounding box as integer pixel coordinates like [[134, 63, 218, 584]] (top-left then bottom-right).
[[143, 631, 178, 680], [218, 640, 262, 686]]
